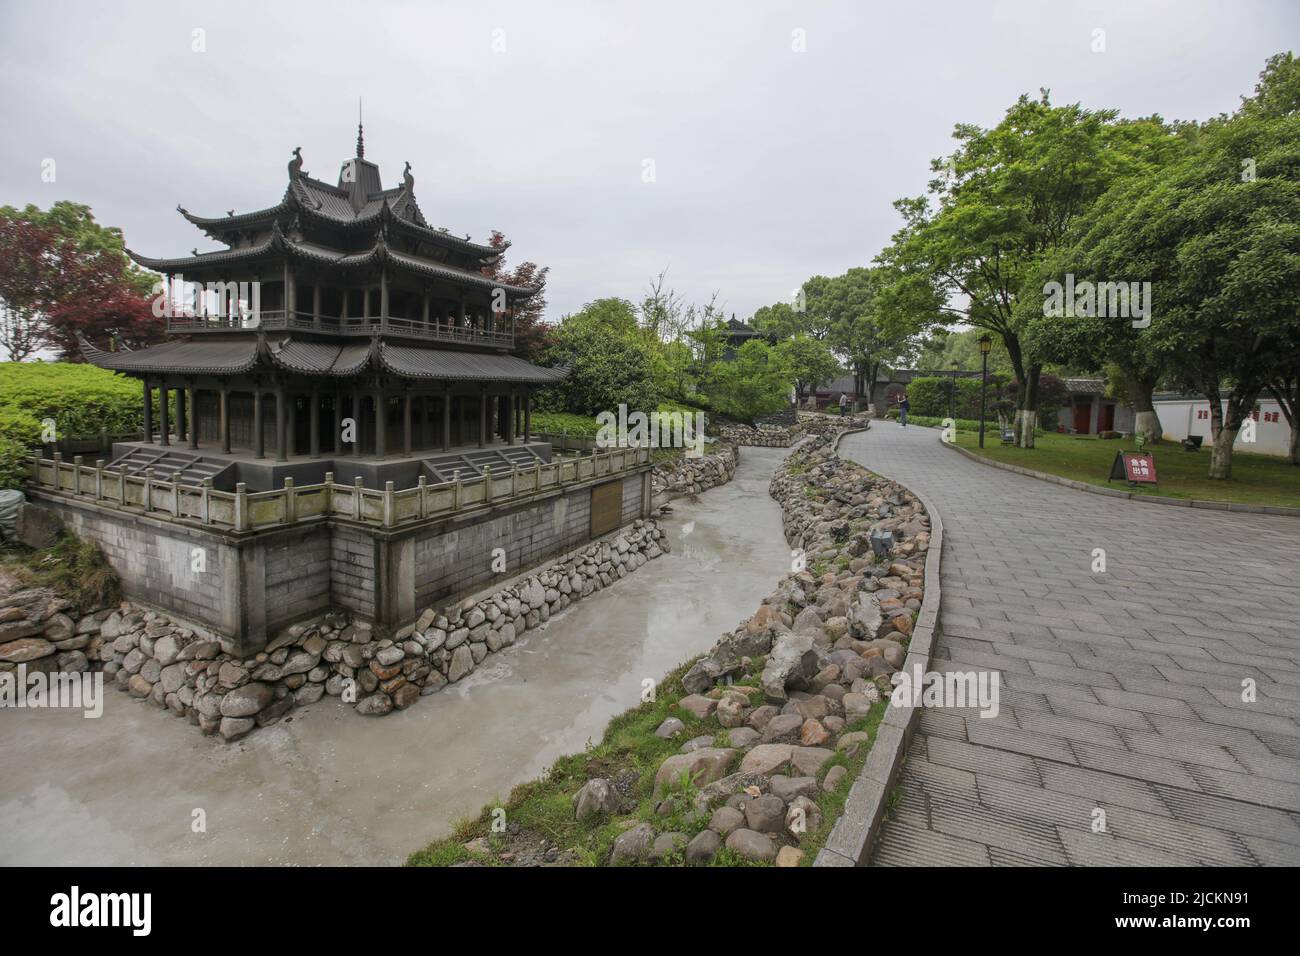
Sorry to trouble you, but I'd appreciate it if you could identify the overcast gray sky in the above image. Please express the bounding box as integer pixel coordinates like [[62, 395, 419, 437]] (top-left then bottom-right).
[[1, 0, 1295, 324]]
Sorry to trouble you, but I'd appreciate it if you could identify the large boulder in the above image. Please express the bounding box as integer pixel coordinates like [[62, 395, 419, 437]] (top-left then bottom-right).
[[573, 778, 620, 821], [610, 823, 655, 864], [760, 633, 826, 703], [653, 747, 735, 797], [219, 682, 274, 718]]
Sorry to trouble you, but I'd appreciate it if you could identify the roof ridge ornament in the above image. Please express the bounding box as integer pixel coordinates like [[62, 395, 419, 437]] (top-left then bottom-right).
[[356, 98, 365, 159], [288, 146, 305, 180], [402, 161, 414, 191]]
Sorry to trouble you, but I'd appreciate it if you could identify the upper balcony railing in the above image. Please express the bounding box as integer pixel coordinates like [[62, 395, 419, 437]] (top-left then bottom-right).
[[165, 310, 514, 348]]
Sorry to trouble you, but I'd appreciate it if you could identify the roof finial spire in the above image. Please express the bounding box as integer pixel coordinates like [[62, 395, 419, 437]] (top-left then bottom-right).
[[356, 98, 365, 159]]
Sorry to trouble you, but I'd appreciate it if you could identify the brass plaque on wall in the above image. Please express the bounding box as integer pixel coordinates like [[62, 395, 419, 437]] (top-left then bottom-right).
[[590, 479, 624, 538]]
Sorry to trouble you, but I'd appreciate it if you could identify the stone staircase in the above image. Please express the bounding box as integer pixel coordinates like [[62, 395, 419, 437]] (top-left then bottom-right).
[[108, 447, 235, 488], [421, 445, 544, 483]]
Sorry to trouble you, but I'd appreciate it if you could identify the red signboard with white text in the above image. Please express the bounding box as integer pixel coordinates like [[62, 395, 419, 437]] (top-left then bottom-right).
[[1109, 451, 1157, 485]]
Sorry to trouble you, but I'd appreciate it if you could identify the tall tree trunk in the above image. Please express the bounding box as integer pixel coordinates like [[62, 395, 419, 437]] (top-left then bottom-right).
[[1018, 363, 1042, 448], [1267, 377, 1298, 465], [1122, 367, 1162, 445], [1207, 386, 1262, 480]]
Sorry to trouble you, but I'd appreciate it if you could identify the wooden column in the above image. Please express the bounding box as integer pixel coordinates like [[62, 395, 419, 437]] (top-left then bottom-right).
[[253, 390, 265, 459], [457, 294, 466, 328], [159, 383, 170, 446], [442, 390, 451, 452], [333, 390, 343, 454], [403, 393, 412, 456], [379, 269, 389, 331], [421, 291, 430, 331], [175, 387, 187, 444], [504, 387, 514, 447], [142, 379, 153, 444], [286, 391, 296, 458], [275, 385, 288, 462], [524, 390, 531, 441], [313, 284, 321, 329], [310, 387, 320, 458], [187, 386, 199, 448], [352, 392, 362, 457], [363, 286, 371, 322], [219, 387, 230, 454], [477, 388, 486, 448], [374, 390, 387, 458]]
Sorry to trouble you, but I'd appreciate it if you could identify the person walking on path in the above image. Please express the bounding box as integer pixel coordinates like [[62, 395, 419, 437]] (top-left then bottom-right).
[[838, 392, 849, 416], [897, 391, 910, 427]]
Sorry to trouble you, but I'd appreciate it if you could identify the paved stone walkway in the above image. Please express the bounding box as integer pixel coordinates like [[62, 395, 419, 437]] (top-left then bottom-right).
[[839, 424, 1300, 866]]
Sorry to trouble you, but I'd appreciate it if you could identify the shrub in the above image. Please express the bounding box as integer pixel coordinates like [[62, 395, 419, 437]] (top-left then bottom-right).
[[0, 362, 143, 441], [0, 437, 29, 490], [540, 299, 661, 416]]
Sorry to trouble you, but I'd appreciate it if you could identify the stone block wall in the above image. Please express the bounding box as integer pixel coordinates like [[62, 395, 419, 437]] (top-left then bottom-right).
[[49, 500, 239, 638], [28, 466, 652, 655]]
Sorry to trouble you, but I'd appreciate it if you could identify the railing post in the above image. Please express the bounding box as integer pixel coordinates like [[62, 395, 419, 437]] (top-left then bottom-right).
[[72, 456, 83, 495], [324, 471, 335, 516], [201, 477, 211, 524], [52, 452, 63, 490], [510, 463, 517, 497], [234, 481, 248, 531], [418, 474, 427, 517], [117, 465, 127, 506], [353, 477, 363, 521], [283, 477, 296, 524], [483, 465, 493, 504], [29, 455, 39, 485], [143, 467, 153, 513], [452, 469, 462, 510], [534, 460, 541, 492], [561, 426, 567, 452], [172, 475, 180, 516], [383, 480, 395, 527], [94, 459, 105, 500]]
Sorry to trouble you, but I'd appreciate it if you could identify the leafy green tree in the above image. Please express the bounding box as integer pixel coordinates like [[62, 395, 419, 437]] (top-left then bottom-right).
[[775, 334, 839, 403], [541, 298, 661, 415], [703, 340, 790, 423], [879, 92, 1174, 446]]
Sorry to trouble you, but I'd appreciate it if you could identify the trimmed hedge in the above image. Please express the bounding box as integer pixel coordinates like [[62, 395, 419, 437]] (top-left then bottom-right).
[[0, 363, 143, 441]]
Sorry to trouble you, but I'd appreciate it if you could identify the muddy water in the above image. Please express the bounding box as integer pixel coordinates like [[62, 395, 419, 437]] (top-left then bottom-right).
[[0, 445, 791, 865]]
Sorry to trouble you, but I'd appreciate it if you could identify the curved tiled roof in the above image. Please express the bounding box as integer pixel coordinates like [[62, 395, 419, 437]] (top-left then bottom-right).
[[78, 335, 261, 375], [379, 343, 570, 384], [129, 224, 534, 297], [268, 338, 375, 376]]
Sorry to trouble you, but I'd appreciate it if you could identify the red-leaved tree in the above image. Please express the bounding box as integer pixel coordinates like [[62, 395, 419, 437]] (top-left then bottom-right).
[[483, 230, 551, 361]]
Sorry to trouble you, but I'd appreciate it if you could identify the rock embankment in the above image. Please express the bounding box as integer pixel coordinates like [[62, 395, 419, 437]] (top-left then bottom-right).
[[718, 423, 801, 447], [651, 443, 738, 500], [460, 418, 931, 867], [2, 518, 669, 740]]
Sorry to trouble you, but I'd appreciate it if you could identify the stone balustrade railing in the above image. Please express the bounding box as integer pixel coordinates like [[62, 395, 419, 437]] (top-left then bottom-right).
[[26, 447, 650, 534]]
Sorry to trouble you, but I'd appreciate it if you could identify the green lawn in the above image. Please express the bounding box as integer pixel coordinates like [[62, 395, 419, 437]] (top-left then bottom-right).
[[951, 429, 1300, 508]]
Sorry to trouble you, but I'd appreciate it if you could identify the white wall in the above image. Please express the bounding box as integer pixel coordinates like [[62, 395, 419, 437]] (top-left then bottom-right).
[[1154, 397, 1292, 457]]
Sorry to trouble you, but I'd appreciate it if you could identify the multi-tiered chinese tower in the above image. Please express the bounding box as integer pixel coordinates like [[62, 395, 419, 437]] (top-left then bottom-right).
[[81, 125, 566, 491]]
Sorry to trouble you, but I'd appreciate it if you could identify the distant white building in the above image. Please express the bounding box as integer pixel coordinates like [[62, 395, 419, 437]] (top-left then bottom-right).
[[1151, 392, 1292, 458]]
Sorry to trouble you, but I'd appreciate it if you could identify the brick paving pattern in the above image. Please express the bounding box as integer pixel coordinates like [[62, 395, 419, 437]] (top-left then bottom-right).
[[839, 424, 1300, 866]]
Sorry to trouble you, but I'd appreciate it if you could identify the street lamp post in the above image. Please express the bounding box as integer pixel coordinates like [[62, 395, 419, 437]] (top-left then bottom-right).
[[949, 361, 960, 421], [978, 334, 992, 448]]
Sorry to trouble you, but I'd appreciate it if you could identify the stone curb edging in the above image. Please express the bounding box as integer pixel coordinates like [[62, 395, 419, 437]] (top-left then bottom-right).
[[813, 422, 943, 867], [938, 434, 1300, 518]]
